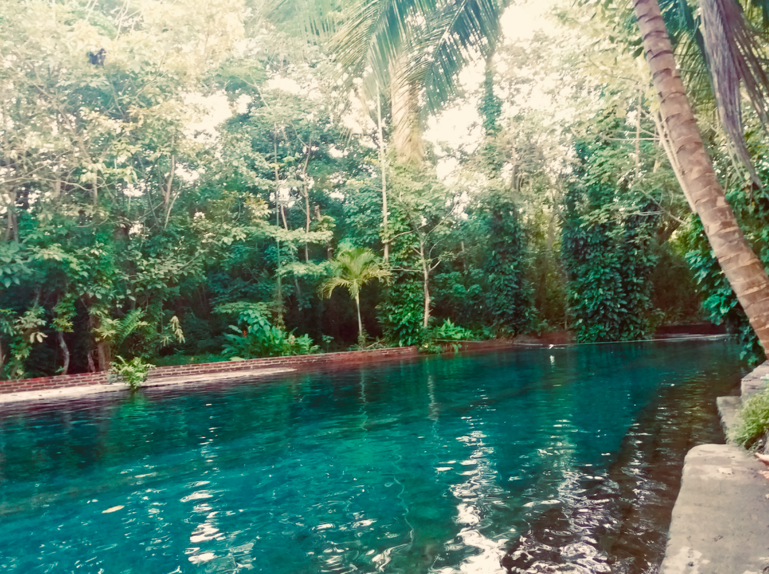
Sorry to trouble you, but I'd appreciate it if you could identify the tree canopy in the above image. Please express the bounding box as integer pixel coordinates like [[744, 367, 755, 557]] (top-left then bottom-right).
[[3, 0, 769, 380]]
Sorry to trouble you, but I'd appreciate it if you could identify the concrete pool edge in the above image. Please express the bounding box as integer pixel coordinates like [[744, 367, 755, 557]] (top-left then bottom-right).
[[659, 361, 769, 574]]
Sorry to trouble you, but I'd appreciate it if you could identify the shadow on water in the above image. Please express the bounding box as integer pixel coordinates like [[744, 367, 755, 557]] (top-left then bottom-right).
[[500, 352, 742, 574]]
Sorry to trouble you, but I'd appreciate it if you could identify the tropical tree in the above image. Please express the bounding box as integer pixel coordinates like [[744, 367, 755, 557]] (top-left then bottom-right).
[[319, 247, 392, 345], [632, 0, 769, 351], [334, 0, 769, 354]]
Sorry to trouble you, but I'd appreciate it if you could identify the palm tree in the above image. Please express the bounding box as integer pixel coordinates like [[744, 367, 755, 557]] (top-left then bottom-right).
[[633, 0, 769, 351], [655, 0, 769, 188], [320, 247, 392, 346], [331, 0, 507, 165], [331, 0, 769, 353]]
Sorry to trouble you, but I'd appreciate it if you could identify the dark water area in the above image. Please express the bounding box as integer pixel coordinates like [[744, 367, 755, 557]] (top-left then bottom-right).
[[0, 340, 744, 573]]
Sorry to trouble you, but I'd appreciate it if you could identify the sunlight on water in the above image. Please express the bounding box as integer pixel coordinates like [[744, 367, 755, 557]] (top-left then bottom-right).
[[0, 340, 744, 573]]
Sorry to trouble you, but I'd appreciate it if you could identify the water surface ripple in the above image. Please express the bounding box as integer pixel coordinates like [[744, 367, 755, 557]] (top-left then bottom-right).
[[0, 340, 743, 573]]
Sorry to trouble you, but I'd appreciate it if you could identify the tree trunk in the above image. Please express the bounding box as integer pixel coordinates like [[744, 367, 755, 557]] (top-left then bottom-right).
[[97, 340, 111, 371], [355, 294, 364, 346], [88, 311, 111, 371], [390, 53, 423, 166], [316, 205, 333, 259], [300, 145, 313, 263], [634, 90, 642, 180], [304, 185, 311, 263], [420, 238, 431, 328], [58, 331, 70, 376], [634, 0, 769, 351], [163, 153, 176, 229], [651, 110, 696, 211], [377, 91, 390, 262], [5, 189, 17, 242]]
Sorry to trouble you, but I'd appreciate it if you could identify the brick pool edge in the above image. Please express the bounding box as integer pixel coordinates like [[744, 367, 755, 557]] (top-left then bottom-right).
[[0, 340, 520, 395]]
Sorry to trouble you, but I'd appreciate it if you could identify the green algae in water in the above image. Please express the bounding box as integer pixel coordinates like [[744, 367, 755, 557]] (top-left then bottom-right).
[[0, 340, 743, 573]]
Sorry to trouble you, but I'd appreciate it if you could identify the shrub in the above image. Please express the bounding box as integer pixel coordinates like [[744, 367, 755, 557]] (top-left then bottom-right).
[[729, 386, 769, 449], [430, 319, 475, 342], [109, 356, 153, 390], [379, 281, 424, 347], [420, 319, 477, 354], [223, 309, 318, 359]]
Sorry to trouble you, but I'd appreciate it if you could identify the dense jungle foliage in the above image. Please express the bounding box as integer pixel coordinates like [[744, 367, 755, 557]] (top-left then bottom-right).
[[2, 0, 769, 379]]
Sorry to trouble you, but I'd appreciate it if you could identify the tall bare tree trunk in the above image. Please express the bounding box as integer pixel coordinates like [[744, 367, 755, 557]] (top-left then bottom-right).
[[377, 91, 390, 262], [273, 132, 285, 327], [390, 53, 423, 166], [304, 185, 311, 263], [634, 0, 769, 351], [163, 153, 176, 229], [299, 145, 312, 263], [4, 189, 18, 242], [419, 238, 431, 328], [635, 90, 642, 180]]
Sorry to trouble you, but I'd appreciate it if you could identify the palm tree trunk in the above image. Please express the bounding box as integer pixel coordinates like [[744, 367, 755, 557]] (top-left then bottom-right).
[[634, 0, 769, 351], [355, 294, 364, 346]]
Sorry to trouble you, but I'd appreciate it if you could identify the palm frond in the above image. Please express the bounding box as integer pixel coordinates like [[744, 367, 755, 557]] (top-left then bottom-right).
[[319, 247, 391, 300], [745, 0, 769, 28], [332, 0, 506, 113], [676, 28, 714, 103], [659, 0, 697, 36], [701, 0, 769, 187], [332, 0, 423, 87], [407, 0, 507, 110], [319, 275, 352, 298]]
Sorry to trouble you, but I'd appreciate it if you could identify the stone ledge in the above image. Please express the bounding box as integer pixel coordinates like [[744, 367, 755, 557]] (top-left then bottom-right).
[[660, 444, 769, 574], [741, 361, 769, 399], [716, 396, 742, 439]]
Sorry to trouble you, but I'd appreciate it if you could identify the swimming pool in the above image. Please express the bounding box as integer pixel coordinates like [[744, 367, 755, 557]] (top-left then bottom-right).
[[0, 340, 743, 573]]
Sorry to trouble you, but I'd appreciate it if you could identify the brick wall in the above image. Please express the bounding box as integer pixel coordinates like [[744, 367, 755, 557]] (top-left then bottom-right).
[[0, 372, 110, 394], [0, 340, 519, 396], [0, 347, 418, 395]]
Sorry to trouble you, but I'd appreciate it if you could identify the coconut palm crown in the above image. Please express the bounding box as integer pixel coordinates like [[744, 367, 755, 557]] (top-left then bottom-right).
[[331, 0, 508, 165]]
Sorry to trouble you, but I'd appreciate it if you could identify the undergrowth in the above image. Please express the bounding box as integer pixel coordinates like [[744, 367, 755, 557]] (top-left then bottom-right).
[[730, 384, 769, 449], [109, 356, 153, 390]]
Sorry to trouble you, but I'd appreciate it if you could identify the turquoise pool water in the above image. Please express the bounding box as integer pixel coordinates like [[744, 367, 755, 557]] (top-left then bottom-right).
[[0, 340, 743, 573]]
